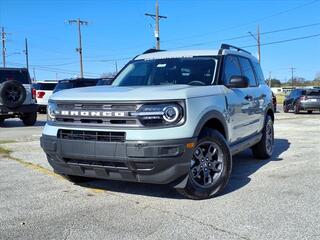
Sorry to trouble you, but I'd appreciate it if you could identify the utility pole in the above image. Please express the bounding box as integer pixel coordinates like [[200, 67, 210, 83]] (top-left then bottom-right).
[[145, 0, 167, 50], [290, 67, 296, 89], [269, 71, 272, 87], [24, 38, 29, 70], [1, 27, 6, 68], [115, 61, 118, 74], [32, 67, 36, 81], [248, 25, 261, 63], [68, 18, 88, 78]]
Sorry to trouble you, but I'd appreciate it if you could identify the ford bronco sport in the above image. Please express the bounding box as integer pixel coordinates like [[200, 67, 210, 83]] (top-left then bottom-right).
[[41, 44, 274, 199], [0, 68, 37, 126]]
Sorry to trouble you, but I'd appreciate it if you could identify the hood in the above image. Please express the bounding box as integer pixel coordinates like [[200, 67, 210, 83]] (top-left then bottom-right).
[[50, 85, 223, 102]]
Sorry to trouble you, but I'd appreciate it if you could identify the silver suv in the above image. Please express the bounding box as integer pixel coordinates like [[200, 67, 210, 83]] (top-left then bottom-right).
[[0, 68, 37, 126], [41, 44, 274, 199]]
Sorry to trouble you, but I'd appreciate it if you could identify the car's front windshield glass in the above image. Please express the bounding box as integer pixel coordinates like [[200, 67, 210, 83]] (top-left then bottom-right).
[[112, 57, 217, 87]]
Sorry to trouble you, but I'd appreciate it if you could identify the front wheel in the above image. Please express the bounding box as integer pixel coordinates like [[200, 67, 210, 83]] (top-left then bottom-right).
[[307, 110, 313, 114], [283, 104, 289, 113], [251, 115, 274, 159], [293, 104, 300, 114], [177, 129, 232, 200]]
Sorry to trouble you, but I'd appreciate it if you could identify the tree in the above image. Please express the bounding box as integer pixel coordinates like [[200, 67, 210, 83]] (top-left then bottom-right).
[[266, 78, 281, 87]]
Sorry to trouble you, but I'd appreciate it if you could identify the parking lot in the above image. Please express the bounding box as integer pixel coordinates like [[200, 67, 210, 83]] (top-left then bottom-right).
[[0, 107, 319, 240]]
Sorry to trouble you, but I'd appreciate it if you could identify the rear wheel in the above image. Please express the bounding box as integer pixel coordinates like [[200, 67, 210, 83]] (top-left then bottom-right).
[[307, 110, 313, 114], [294, 104, 300, 114], [251, 115, 274, 159], [177, 129, 232, 200], [21, 112, 37, 126]]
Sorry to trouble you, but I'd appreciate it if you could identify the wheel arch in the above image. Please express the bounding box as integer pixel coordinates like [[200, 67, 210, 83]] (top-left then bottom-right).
[[193, 110, 229, 142]]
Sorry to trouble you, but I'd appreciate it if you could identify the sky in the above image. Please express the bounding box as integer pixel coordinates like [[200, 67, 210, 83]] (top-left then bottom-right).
[[0, 0, 319, 82]]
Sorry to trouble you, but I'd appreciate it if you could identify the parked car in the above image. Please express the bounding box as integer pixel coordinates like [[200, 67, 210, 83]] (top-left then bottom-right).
[[53, 78, 100, 93], [33, 81, 57, 113], [41, 44, 274, 199], [272, 92, 277, 112], [283, 88, 320, 114], [0, 68, 37, 125]]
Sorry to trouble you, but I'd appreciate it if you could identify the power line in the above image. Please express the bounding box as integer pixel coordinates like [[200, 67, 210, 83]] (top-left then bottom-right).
[[240, 33, 320, 48], [171, 21, 320, 49], [162, 0, 320, 44]]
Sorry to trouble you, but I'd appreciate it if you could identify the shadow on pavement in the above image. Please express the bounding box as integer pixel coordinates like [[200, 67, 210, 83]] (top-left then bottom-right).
[[0, 119, 46, 128], [77, 138, 290, 199]]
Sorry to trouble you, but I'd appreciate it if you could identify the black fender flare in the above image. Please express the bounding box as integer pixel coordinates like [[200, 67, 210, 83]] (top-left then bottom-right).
[[192, 110, 229, 141]]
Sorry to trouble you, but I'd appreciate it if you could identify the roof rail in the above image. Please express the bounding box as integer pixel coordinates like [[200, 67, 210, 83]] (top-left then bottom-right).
[[142, 48, 165, 54], [220, 44, 251, 55]]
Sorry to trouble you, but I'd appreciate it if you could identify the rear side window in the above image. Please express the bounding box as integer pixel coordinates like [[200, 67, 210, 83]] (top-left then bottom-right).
[[238, 57, 257, 87], [306, 90, 320, 96], [222, 55, 241, 85], [252, 62, 266, 85], [0, 69, 30, 84]]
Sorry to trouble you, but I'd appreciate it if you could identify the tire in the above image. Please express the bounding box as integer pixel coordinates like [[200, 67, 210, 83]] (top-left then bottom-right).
[[251, 115, 274, 159], [0, 80, 26, 108], [283, 104, 289, 113], [307, 110, 313, 114], [177, 129, 232, 200], [63, 174, 91, 183], [293, 104, 300, 114], [21, 112, 37, 126]]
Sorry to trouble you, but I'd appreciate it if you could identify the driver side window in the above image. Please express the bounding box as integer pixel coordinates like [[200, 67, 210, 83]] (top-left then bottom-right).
[[222, 55, 241, 85]]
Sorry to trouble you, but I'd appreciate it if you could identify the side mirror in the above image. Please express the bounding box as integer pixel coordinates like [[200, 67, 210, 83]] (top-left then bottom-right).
[[227, 76, 249, 88]]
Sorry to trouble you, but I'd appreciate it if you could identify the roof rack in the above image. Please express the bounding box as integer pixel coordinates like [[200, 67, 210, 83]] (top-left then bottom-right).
[[220, 44, 251, 55], [142, 48, 165, 54]]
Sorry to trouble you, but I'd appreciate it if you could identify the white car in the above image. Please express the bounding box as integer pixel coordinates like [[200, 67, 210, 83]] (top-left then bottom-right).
[[34, 81, 57, 113]]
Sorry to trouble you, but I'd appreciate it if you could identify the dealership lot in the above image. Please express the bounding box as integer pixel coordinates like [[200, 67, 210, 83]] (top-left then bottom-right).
[[0, 109, 319, 240]]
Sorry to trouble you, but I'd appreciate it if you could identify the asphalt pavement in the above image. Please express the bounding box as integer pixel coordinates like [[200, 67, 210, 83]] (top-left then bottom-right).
[[0, 108, 319, 240]]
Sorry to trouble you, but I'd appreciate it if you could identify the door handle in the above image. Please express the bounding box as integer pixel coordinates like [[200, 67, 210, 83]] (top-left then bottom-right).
[[245, 95, 253, 101]]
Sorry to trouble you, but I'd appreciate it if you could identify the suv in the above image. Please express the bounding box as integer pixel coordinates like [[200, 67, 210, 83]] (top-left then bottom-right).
[[33, 81, 58, 113], [0, 68, 37, 126], [53, 78, 100, 93], [283, 88, 320, 114], [40, 44, 274, 199]]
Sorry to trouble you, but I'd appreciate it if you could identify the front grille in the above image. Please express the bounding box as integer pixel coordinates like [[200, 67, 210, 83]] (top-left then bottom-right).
[[58, 129, 126, 142], [55, 102, 140, 127]]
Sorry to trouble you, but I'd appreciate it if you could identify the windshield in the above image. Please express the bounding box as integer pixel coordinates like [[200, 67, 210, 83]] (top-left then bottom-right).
[[0, 69, 30, 84], [34, 83, 57, 90], [112, 57, 217, 87]]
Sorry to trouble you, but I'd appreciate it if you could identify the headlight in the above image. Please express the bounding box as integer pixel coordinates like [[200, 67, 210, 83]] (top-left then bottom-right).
[[133, 103, 184, 127], [47, 101, 58, 121]]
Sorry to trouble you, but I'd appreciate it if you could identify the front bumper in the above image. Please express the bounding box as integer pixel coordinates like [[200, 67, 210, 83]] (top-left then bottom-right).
[[40, 134, 196, 185], [0, 104, 38, 116]]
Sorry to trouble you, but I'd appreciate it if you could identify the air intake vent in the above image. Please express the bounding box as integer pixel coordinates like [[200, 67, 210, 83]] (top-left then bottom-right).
[[58, 130, 126, 142]]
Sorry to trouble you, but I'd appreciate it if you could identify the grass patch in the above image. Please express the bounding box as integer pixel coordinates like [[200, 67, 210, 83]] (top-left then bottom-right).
[[0, 146, 11, 156], [0, 140, 17, 144]]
